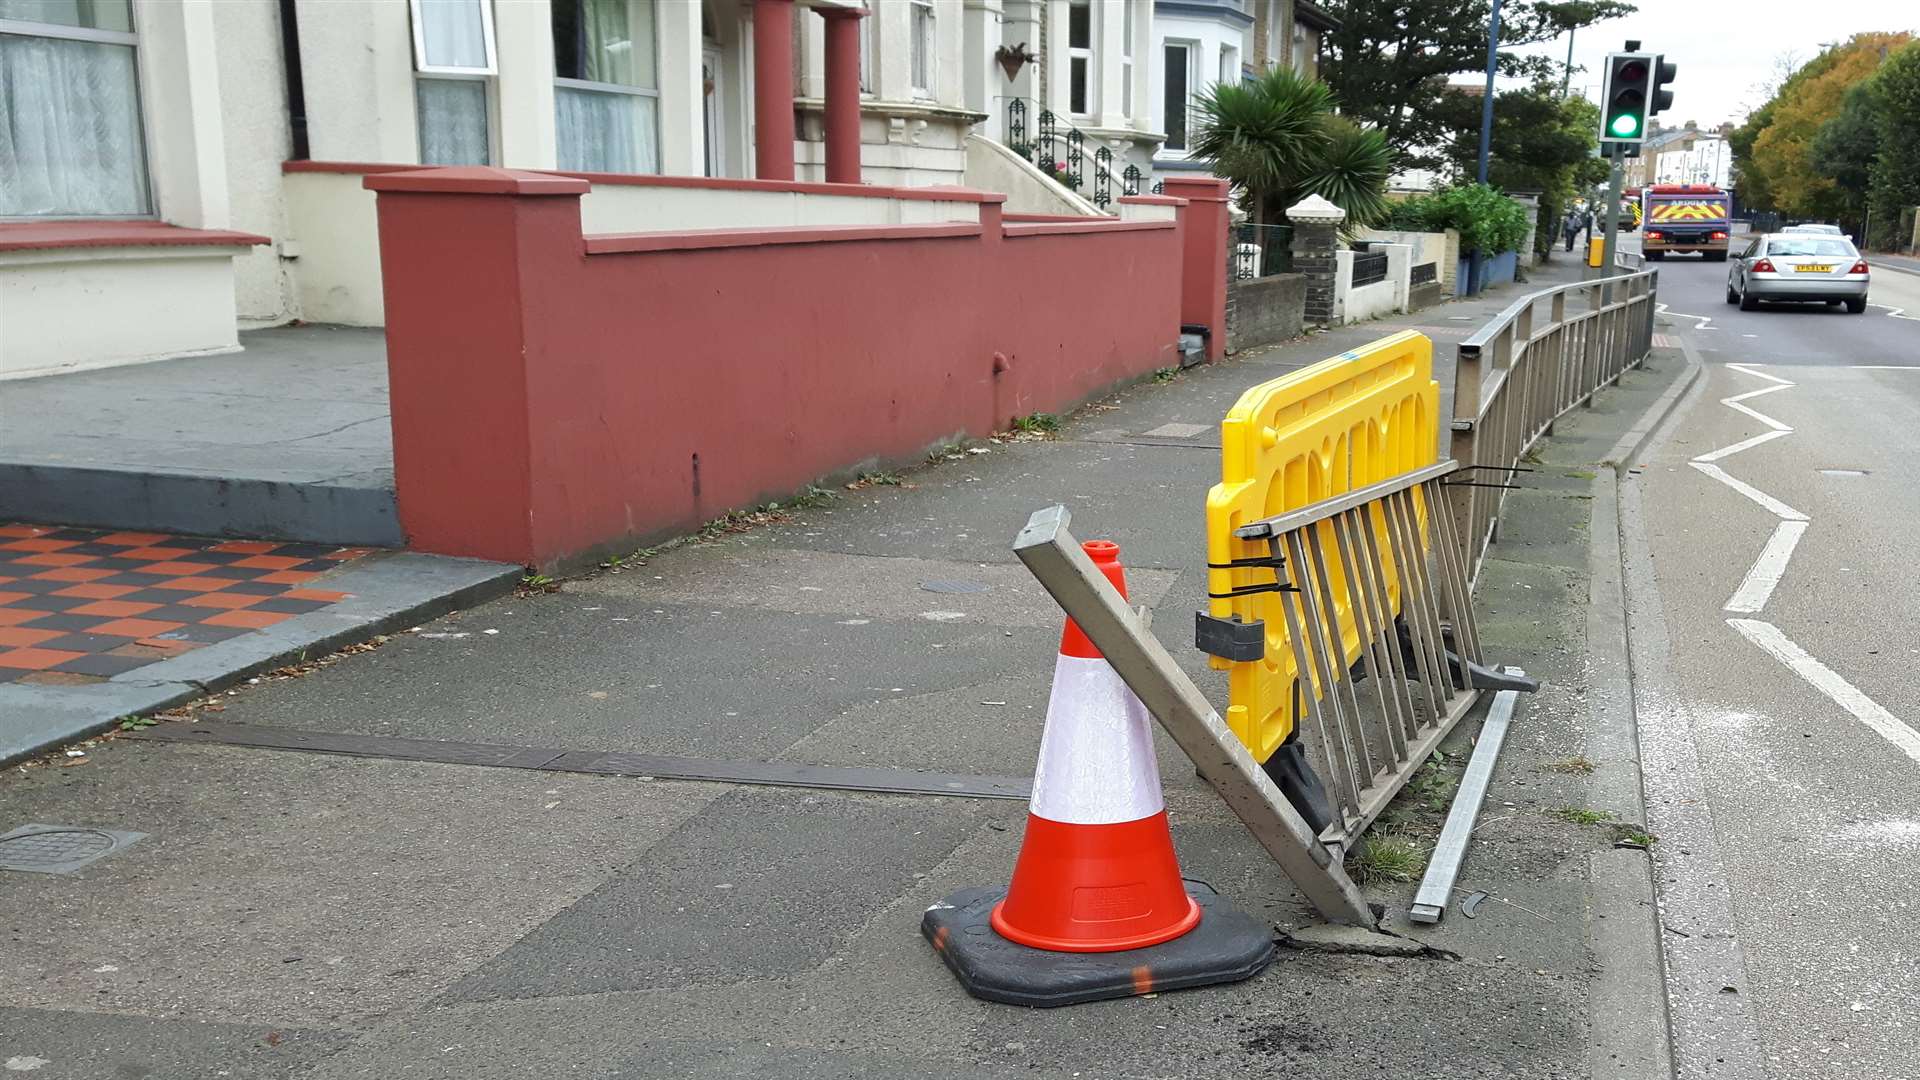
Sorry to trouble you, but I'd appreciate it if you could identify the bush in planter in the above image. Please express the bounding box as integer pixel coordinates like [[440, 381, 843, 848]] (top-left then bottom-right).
[[1382, 183, 1530, 254]]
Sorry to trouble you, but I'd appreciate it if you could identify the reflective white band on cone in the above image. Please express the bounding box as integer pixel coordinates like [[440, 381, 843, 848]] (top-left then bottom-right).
[[1028, 653, 1165, 824]]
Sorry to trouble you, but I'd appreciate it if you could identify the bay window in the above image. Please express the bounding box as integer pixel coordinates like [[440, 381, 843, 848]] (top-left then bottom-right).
[[553, 0, 659, 174], [410, 0, 497, 166], [0, 0, 150, 217]]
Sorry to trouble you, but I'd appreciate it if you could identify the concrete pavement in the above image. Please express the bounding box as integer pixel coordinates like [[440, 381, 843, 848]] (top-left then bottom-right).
[[1621, 251, 1920, 1080], [0, 257, 1695, 1078]]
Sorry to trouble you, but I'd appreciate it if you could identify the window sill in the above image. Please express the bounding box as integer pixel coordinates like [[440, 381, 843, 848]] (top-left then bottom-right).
[[0, 220, 269, 255]]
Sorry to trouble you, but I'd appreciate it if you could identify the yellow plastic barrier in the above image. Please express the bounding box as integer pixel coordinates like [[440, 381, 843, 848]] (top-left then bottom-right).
[[1203, 331, 1439, 762], [1588, 236, 1605, 268]]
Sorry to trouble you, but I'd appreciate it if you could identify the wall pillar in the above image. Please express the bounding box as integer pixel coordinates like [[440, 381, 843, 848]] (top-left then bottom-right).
[[364, 167, 591, 566], [820, 8, 865, 184], [1162, 176, 1230, 362], [752, 0, 797, 181], [1288, 195, 1346, 327]]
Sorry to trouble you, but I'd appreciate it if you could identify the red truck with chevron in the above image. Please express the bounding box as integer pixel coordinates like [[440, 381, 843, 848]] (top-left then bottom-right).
[[1639, 184, 1732, 261]]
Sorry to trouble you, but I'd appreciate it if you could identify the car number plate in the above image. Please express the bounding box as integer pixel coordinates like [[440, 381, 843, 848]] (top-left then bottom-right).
[[1796, 264, 1833, 273]]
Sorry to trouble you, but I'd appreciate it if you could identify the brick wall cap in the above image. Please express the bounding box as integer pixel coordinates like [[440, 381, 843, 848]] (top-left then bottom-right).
[[1286, 194, 1347, 224]]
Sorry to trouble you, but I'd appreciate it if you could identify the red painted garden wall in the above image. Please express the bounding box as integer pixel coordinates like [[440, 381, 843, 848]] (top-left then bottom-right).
[[368, 168, 1207, 568]]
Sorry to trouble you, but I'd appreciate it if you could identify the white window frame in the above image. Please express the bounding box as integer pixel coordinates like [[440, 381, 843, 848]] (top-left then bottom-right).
[[1120, 1, 1133, 119], [909, 0, 934, 98], [414, 72, 497, 165], [0, 7, 155, 219], [1066, 0, 1093, 118], [408, 0, 499, 76], [1161, 40, 1194, 153], [859, 10, 875, 95], [551, 0, 663, 174]]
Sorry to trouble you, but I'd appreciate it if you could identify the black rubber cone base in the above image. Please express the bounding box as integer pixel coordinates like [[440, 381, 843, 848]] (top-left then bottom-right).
[[921, 881, 1276, 1007]]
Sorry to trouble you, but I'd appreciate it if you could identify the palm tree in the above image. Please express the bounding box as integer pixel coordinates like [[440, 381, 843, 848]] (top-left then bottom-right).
[[1189, 67, 1392, 229]]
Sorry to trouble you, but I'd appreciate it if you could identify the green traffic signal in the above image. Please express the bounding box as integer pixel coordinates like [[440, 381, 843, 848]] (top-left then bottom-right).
[[1608, 113, 1641, 137]]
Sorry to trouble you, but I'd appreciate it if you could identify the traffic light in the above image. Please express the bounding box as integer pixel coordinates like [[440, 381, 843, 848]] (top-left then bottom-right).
[[1650, 56, 1677, 117], [1600, 52, 1653, 144]]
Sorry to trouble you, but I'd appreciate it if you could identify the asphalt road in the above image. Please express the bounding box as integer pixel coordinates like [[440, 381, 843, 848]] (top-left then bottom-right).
[[1623, 244, 1920, 1080]]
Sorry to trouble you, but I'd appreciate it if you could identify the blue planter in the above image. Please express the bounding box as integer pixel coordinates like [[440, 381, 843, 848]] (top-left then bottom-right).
[[1454, 251, 1520, 296]]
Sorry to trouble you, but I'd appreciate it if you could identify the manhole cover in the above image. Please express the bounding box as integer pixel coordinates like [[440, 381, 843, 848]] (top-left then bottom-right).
[[921, 580, 989, 594], [0, 825, 146, 875]]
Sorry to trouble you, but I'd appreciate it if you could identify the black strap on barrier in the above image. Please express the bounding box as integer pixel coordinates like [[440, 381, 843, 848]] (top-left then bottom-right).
[[1205, 551, 1297, 600]]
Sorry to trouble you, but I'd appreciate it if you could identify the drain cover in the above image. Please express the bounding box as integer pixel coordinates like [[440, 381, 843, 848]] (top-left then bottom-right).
[[920, 580, 989, 594], [0, 825, 146, 875]]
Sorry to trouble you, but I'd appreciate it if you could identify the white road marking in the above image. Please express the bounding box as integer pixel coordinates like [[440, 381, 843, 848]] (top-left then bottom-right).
[[1657, 302, 1715, 330], [1727, 619, 1920, 765], [1849, 365, 1920, 370], [1724, 362, 1793, 386], [1869, 303, 1920, 321], [1693, 428, 1791, 463], [1721, 398, 1792, 431], [1724, 520, 1809, 613], [1688, 462, 1808, 521], [1724, 383, 1793, 405]]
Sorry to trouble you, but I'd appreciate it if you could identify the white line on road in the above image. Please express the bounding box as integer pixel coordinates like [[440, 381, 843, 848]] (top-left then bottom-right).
[[1849, 365, 1920, 370], [1724, 383, 1793, 405], [1869, 303, 1920, 321], [1721, 398, 1792, 431], [1657, 302, 1715, 330], [1688, 462, 1808, 521], [1723, 520, 1809, 613], [1727, 619, 1920, 765], [1723, 363, 1793, 386], [1693, 428, 1792, 463]]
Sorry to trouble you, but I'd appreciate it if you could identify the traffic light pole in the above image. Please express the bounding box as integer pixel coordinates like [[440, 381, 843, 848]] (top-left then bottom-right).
[[1600, 142, 1624, 279]]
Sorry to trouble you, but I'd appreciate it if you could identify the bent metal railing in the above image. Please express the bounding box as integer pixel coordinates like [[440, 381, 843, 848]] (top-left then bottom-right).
[[1448, 267, 1659, 582]]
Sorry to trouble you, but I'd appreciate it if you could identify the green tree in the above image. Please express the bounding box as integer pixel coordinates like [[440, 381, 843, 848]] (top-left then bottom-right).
[[1434, 83, 1610, 252], [1318, 0, 1634, 169], [1189, 66, 1392, 227], [1735, 33, 1911, 220], [1810, 81, 1880, 234], [1866, 41, 1920, 249]]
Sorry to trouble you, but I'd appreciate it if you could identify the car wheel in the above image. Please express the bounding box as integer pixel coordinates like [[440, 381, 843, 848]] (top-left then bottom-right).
[[1726, 285, 1739, 305], [1846, 298, 1867, 314], [1738, 290, 1760, 312]]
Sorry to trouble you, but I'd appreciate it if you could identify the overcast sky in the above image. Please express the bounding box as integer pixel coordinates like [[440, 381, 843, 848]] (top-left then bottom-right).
[[1480, 1, 1918, 127]]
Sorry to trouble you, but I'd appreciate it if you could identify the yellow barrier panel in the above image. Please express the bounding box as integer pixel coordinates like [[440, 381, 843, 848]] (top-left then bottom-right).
[[1203, 331, 1439, 762], [1588, 237, 1605, 268]]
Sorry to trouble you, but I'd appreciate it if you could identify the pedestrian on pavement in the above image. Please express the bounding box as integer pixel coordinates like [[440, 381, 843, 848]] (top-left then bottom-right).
[[1564, 207, 1584, 252]]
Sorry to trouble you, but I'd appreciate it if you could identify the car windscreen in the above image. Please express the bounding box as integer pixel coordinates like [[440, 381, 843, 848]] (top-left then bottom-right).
[[1764, 237, 1856, 257]]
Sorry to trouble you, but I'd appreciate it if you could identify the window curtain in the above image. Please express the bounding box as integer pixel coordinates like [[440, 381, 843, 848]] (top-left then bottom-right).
[[416, 79, 489, 165], [0, 34, 150, 216], [556, 86, 657, 173], [417, 0, 488, 69]]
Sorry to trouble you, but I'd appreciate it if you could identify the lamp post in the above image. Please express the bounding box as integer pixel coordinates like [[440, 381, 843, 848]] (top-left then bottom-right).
[[1472, 0, 1503, 294]]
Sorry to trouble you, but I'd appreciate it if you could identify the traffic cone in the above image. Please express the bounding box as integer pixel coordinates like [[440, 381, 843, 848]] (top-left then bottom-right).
[[923, 539, 1277, 1006], [990, 540, 1201, 951]]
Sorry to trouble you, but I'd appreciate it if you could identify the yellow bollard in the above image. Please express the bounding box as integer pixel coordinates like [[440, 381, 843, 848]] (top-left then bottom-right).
[[1588, 236, 1605, 268]]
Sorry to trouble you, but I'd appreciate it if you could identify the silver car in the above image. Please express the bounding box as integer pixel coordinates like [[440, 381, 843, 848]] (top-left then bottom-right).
[[1727, 233, 1869, 313]]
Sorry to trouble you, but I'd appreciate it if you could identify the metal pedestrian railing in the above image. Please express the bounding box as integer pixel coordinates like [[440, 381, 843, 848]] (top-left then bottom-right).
[[1448, 268, 1659, 582], [1229, 461, 1494, 854]]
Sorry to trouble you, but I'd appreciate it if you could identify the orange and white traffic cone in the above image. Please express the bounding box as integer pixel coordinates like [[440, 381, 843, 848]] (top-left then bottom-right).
[[990, 540, 1201, 952], [924, 539, 1276, 1006]]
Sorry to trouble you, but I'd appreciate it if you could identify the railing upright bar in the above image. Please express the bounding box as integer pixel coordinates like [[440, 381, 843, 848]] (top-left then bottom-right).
[[1283, 530, 1364, 819], [1275, 534, 1360, 814], [1332, 509, 1409, 765], [1305, 525, 1379, 787]]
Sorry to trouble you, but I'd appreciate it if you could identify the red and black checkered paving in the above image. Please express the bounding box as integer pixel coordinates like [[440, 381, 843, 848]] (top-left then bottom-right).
[[0, 524, 371, 685]]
